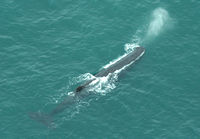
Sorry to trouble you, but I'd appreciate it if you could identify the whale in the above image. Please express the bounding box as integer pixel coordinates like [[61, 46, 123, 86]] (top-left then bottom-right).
[[29, 46, 145, 126]]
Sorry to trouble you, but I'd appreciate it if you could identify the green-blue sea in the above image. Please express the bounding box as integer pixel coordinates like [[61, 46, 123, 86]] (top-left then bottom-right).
[[1, 0, 200, 138]]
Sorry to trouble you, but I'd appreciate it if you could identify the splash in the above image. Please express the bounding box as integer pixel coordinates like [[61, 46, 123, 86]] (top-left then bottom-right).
[[124, 43, 140, 53], [146, 7, 171, 39], [71, 73, 95, 84], [87, 72, 118, 95]]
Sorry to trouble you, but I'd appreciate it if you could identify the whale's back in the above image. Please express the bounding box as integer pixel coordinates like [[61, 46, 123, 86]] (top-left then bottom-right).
[[95, 46, 145, 77]]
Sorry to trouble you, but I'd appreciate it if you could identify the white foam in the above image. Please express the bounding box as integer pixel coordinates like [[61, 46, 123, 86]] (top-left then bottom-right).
[[73, 73, 95, 83], [87, 73, 118, 95], [124, 43, 140, 53]]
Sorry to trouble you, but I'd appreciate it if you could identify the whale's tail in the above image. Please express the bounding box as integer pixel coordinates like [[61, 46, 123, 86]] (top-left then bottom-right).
[[29, 112, 53, 127]]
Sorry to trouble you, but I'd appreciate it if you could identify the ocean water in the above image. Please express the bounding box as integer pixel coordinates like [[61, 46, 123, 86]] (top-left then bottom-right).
[[1, 0, 200, 138]]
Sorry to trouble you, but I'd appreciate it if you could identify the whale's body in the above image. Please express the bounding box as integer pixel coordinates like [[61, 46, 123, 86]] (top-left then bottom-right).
[[29, 46, 145, 126], [75, 46, 145, 92]]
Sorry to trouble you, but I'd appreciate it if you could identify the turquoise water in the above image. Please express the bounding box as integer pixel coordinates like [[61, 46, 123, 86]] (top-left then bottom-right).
[[1, 0, 200, 138]]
